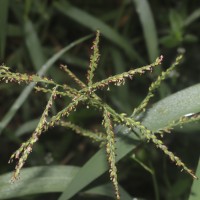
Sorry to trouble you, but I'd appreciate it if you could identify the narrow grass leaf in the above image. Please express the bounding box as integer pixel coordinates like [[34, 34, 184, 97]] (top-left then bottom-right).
[[143, 83, 200, 131], [0, 35, 92, 134], [133, 0, 159, 62], [54, 1, 144, 64], [84, 183, 133, 200], [0, 166, 79, 199], [0, 166, 132, 199], [184, 8, 200, 27], [189, 158, 200, 200], [24, 18, 46, 70], [0, 0, 9, 60]]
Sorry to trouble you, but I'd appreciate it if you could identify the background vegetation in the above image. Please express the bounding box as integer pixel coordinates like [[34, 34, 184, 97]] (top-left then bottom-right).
[[0, 0, 200, 199]]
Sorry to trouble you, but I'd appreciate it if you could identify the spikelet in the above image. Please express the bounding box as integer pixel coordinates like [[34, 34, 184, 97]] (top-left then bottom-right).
[[157, 112, 200, 135], [114, 113, 197, 179], [60, 64, 85, 88], [82, 55, 163, 94], [133, 55, 182, 116], [8, 86, 57, 182], [102, 108, 120, 200], [0, 65, 54, 85], [49, 94, 86, 127], [87, 30, 100, 86], [58, 121, 106, 143], [35, 86, 71, 98]]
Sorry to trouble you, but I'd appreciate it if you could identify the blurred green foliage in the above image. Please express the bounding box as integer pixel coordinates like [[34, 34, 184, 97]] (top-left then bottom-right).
[[1, 0, 200, 200]]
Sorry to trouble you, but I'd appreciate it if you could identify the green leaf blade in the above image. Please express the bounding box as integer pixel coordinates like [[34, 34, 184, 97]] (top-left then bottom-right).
[[0, 166, 79, 199], [189, 159, 200, 200], [54, 1, 144, 64], [24, 19, 46, 70], [143, 83, 200, 131], [133, 0, 159, 62]]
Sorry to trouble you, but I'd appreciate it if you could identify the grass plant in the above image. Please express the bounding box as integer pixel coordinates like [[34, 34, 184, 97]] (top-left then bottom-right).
[[0, 31, 199, 200]]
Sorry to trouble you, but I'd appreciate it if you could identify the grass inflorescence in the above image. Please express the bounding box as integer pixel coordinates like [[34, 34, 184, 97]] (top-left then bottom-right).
[[0, 31, 198, 199]]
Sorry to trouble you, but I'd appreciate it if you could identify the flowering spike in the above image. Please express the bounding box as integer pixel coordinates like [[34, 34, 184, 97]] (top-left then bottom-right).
[[87, 30, 100, 86], [103, 108, 120, 200], [9, 86, 57, 182], [132, 55, 182, 117]]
